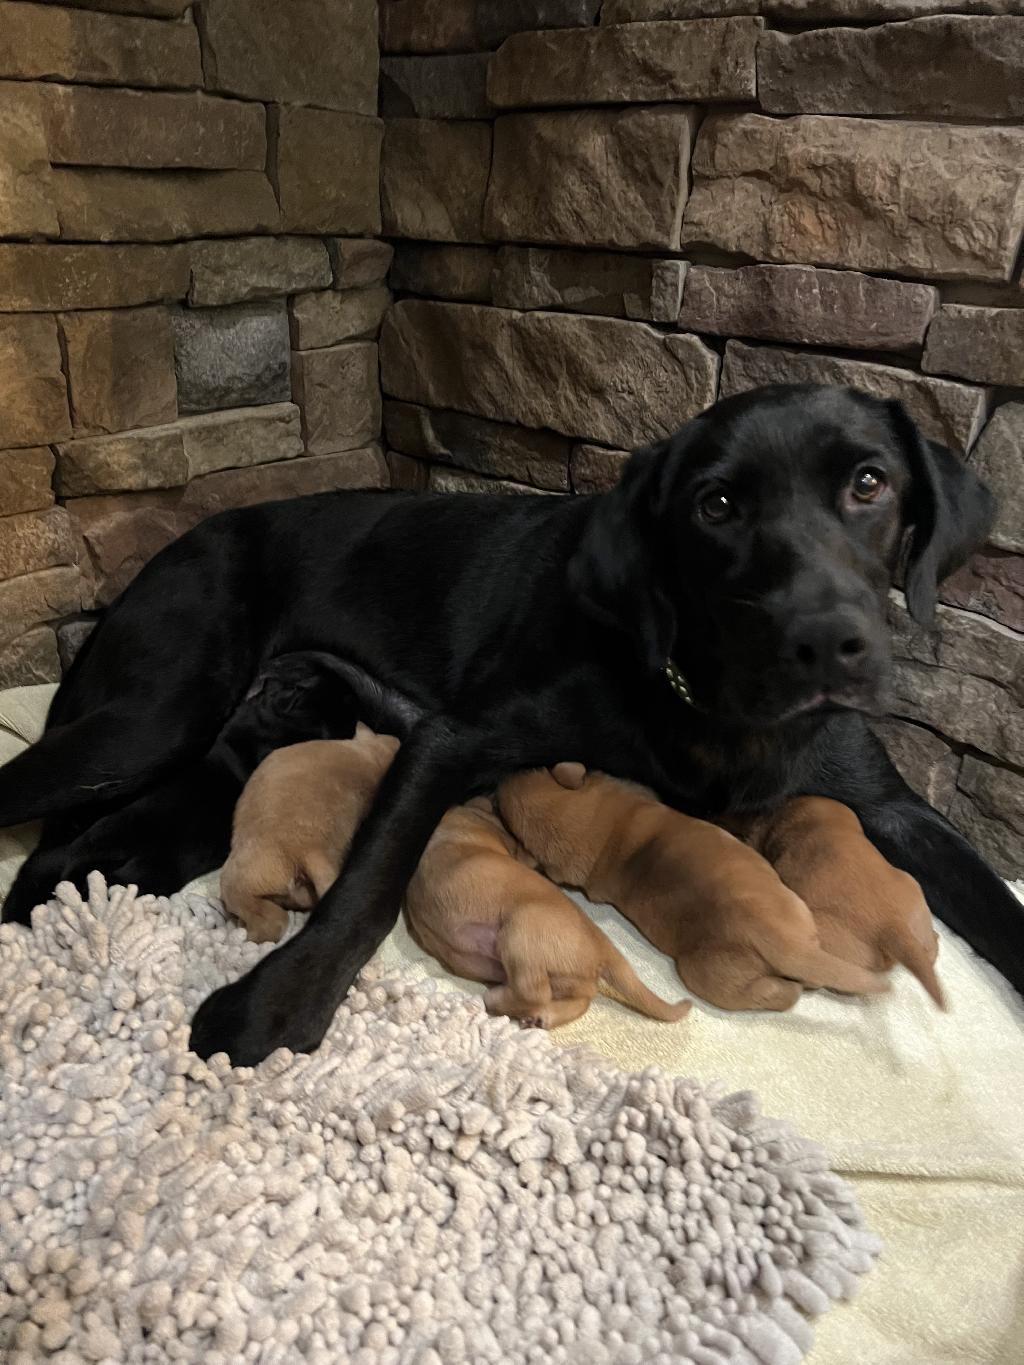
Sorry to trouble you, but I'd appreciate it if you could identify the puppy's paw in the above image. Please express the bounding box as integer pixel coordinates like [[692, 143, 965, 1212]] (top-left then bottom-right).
[[241, 904, 288, 945]]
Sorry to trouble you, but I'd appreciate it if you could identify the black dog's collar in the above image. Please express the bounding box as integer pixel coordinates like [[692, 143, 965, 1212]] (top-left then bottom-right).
[[665, 657, 698, 709]]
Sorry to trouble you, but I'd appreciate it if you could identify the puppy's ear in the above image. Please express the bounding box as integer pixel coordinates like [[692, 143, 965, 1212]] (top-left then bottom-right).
[[568, 439, 677, 672], [888, 402, 995, 625]]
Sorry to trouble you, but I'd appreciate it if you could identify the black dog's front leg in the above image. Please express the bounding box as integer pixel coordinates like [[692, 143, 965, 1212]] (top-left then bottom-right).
[[189, 715, 508, 1065]]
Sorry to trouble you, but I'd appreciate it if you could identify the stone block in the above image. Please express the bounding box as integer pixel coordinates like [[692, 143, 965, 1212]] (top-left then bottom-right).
[[486, 108, 698, 250], [381, 301, 719, 448], [182, 447, 388, 521], [941, 551, 1023, 633], [173, 302, 291, 415], [871, 717, 959, 815], [720, 342, 988, 455], [969, 405, 1024, 553], [381, 54, 491, 118], [391, 245, 496, 303], [493, 247, 686, 322], [331, 240, 395, 290], [38, 86, 265, 170], [275, 108, 382, 236], [0, 2, 202, 87], [177, 403, 304, 478], [570, 444, 631, 494], [488, 19, 761, 107], [0, 244, 189, 312], [188, 238, 331, 308], [767, 2, 1024, 19], [678, 265, 937, 352], [760, 17, 1024, 119], [0, 448, 54, 517], [55, 426, 186, 497], [386, 450, 429, 491], [683, 114, 1024, 283], [428, 468, 547, 496], [382, 121, 491, 242], [479, 1, 601, 46], [383, 401, 570, 490], [57, 618, 96, 672], [948, 755, 1024, 880], [290, 288, 392, 351], [380, 0, 478, 53], [51, 168, 279, 242], [0, 627, 60, 689], [923, 306, 1024, 388], [0, 508, 76, 580], [0, 82, 58, 238], [0, 567, 83, 649], [603, 1, 756, 17], [292, 343, 382, 456], [200, 0, 377, 115], [0, 316, 71, 448], [54, 1, 192, 14], [61, 307, 177, 437], [66, 489, 184, 609]]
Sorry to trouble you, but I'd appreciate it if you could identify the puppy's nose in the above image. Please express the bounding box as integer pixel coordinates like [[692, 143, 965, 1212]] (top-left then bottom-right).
[[787, 612, 871, 684]]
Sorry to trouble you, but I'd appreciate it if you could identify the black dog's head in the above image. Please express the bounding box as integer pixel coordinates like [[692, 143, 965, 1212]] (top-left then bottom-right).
[[570, 385, 993, 727]]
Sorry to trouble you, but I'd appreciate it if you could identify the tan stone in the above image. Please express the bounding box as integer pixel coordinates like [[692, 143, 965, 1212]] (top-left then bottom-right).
[[55, 426, 186, 497], [51, 169, 279, 242], [383, 401, 570, 490], [603, 1, 755, 17], [290, 288, 392, 351], [0, 316, 71, 448], [382, 121, 491, 242], [923, 306, 1024, 388], [948, 755, 1024, 880], [188, 238, 331, 308], [331, 239, 395, 289], [0, 567, 83, 648], [0, 627, 60, 689], [380, 0, 478, 53], [391, 244, 495, 303], [493, 247, 686, 321], [387, 450, 429, 491], [870, 717, 958, 814], [61, 307, 176, 437], [66, 488, 184, 609], [0, 2, 202, 87], [0, 507, 76, 580], [0, 448, 54, 517], [276, 109, 382, 236], [0, 244, 189, 312], [678, 265, 937, 352], [428, 468, 548, 496], [0, 82, 58, 238], [381, 301, 719, 447], [968, 404, 1024, 553], [683, 114, 1024, 282], [941, 550, 1023, 633], [488, 19, 761, 107], [720, 342, 989, 454], [486, 108, 698, 250], [177, 404, 303, 478], [570, 444, 631, 494], [479, 0, 602, 46], [201, 0, 377, 115], [49, 1, 192, 15], [381, 54, 491, 118], [182, 447, 388, 521], [292, 343, 382, 456]]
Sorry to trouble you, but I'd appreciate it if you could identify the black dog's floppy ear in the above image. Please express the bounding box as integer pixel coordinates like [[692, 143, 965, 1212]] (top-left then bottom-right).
[[888, 402, 995, 625], [568, 437, 676, 673]]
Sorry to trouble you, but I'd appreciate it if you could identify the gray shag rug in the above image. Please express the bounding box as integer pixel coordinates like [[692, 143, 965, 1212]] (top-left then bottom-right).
[[0, 874, 879, 1364]]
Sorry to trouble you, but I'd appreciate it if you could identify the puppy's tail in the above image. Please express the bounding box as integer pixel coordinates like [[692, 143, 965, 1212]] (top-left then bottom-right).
[[600, 945, 692, 1022], [884, 923, 946, 1010], [777, 942, 890, 998]]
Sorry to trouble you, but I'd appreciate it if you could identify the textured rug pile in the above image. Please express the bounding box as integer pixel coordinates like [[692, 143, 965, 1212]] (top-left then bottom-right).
[[0, 875, 879, 1364]]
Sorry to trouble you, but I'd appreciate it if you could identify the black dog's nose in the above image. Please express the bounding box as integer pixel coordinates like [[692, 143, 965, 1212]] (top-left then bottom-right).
[[787, 613, 871, 683]]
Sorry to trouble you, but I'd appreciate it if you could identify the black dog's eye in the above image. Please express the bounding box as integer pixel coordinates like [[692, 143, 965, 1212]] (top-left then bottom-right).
[[699, 491, 736, 524], [850, 467, 887, 502]]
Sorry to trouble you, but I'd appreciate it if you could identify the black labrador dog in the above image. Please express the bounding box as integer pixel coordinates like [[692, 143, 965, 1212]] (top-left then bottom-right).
[[1, 385, 1020, 1066]]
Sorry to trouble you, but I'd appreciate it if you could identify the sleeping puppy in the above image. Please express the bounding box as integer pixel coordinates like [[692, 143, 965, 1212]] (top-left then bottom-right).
[[405, 796, 691, 1028], [498, 765, 889, 1012]]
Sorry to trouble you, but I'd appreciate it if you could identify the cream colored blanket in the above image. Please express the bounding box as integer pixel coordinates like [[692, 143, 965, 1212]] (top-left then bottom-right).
[[2, 684, 1023, 1364]]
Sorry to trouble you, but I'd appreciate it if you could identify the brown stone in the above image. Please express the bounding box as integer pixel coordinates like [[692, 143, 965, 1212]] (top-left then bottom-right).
[[0, 2, 202, 87], [0, 316, 71, 448], [479, 1, 602, 46], [200, 0, 377, 115], [941, 551, 1024, 633], [0, 244, 189, 312], [275, 109, 382, 236], [948, 755, 1024, 880], [55, 426, 187, 497], [760, 17, 1024, 119], [386, 450, 429, 491], [182, 448, 388, 521], [38, 86, 265, 170], [683, 114, 1024, 283], [51, 169, 279, 243], [767, 2, 1024, 19], [177, 403, 304, 478], [603, 1, 755, 17], [57, 618, 96, 672], [923, 306, 1024, 388], [428, 468, 548, 497], [0, 448, 54, 517], [0, 82, 57, 238], [486, 108, 698, 250], [0, 627, 60, 689], [493, 247, 687, 322], [380, 0, 478, 54], [383, 401, 570, 491], [381, 301, 719, 447], [188, 238, 331, 308], [290, 288, 392, 351], [488, 19, 761, 107], [331, 240, 395, 289], [570, 444, 631, 494], [61, 308, 176, 437], [66, 488, 184, 609], [173, 303, 291, 415], [292, 343, 382, 456], [49, 1, 192, 15], [720, 342, 989, 455], [0, 567, 83, 648], [390, 245, 496, 303], [679, 265, 937, 352], [381, 54, 491, 118], [0, 508, 76, 580], [382, 121, 491, 242], [969, 404, 1024, 553], [870, 717, 959, 814]]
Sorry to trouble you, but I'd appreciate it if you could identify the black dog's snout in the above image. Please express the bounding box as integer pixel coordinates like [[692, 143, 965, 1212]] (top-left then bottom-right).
[[786, 611, 874, 687]]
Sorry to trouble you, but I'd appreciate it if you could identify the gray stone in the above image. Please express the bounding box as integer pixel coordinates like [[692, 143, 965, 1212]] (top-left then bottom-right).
[[871, 717, 959, 814], [683, 114, 1024, 283], [968, 404, 1024, 553], [390, 244, 496, 303], [290, 288, 392, 351], [380, 0, 478, 54], [720, 342, 989, 455], [603, 1, 755, 17], [331, 240, 395, 289], [679, 265, 937, 352], [479, 0, 600, 45], [381, 300, 719, 447], [188, 238, 331, 307], [760, 17, 1024, 119], [493, 247, 686, 322], [767, 2, 1024, 18], [0, 626, 60, 689], [384, 400, 570, 491], [428, 468, 548, 496], [948, 755, 1024, 880], [486, 107, 699, 251], [923, 306, 1024, 388], [488, 19, 761, 107], [173, 303, 291, 415], [291, 342, 381, 456], [382, 120, 492, 243], [381, 54, 491, 118], [57, 618, 96, 672], [940, 551, 1024, 634], [571, 444, 631, 494]]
